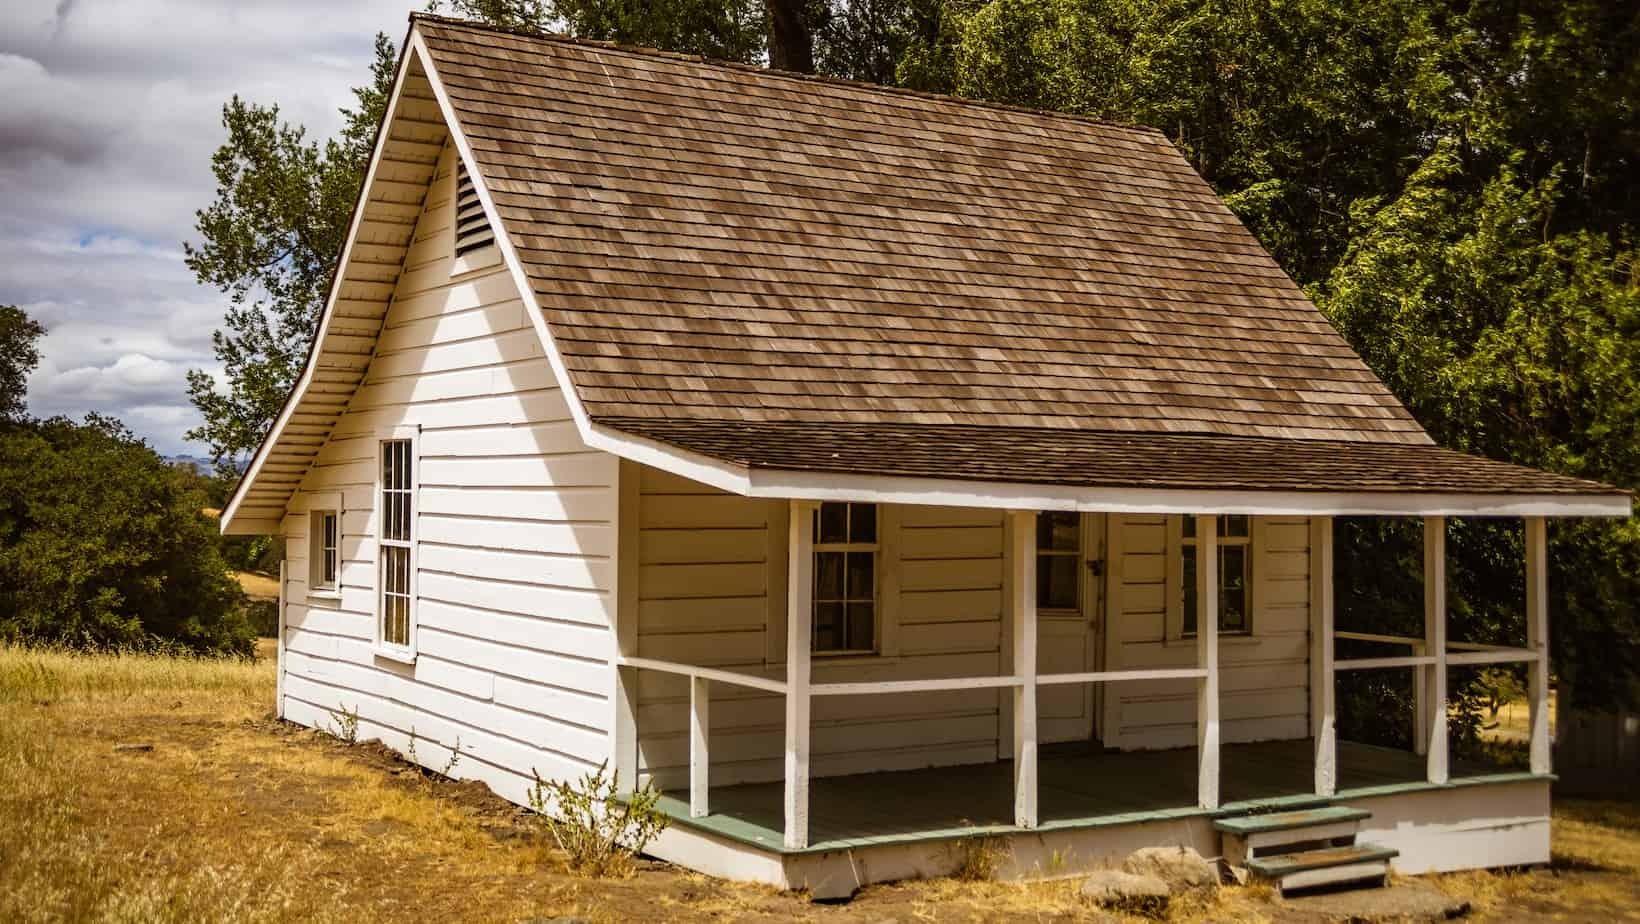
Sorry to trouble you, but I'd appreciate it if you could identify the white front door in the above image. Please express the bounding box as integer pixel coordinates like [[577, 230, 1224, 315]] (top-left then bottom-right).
[[1038, 512, 1104, 744]]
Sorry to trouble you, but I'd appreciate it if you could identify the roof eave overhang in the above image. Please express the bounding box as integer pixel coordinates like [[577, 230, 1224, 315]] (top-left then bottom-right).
[[586, 421, 1633, 518]]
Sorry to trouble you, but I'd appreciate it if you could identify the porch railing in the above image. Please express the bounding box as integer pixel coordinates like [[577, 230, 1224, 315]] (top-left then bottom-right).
[[615, 510, 1552, 851]]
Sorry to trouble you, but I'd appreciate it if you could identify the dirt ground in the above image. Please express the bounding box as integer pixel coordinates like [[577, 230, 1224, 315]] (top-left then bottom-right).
[[2, 645, 1637, 923]]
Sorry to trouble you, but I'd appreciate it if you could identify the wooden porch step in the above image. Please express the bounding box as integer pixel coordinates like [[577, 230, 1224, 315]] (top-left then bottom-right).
[[1247, 843, 1398, 894], [1215, 805, 1370, 836]]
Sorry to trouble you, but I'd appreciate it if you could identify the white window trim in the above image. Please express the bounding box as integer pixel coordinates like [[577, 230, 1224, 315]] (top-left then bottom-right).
[[305, 491, 344, 602], [812, 502, 882, 657], [1166, 514, 1257, 642], [373, 425, 420, 664]]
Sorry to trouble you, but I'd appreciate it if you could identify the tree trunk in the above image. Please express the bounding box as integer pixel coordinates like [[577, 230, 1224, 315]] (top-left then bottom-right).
[[767, 0, 814, 73]]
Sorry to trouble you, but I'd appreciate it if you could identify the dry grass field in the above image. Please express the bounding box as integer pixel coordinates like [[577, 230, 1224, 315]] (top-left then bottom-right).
[[1, 644, 1636, 923]]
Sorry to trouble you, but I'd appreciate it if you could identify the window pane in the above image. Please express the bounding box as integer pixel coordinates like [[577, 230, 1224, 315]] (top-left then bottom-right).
[[1220, 545, 1248, 632], [818, 502, 848, 544], [813, 602, 843, 650], [1038, 555, 1079, 610], [323, 548, 337, 585], [1182, 515, 1197, 539], [386, 546, 410, 594], [845, 602, 874, 651], [1182, 545, 1198, 635], [849, 504, 877, 544], [1221, 515, 1249, 539], [1037, 511, 1079, 552], [846, 551, 874, 600], [815, 551, 845, 601]]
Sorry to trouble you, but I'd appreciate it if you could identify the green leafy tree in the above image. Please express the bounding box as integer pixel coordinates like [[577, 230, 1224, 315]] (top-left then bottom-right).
[[0, 415, 252, 655], [0, 305, 45, 423], [184, 35, 398, 468]]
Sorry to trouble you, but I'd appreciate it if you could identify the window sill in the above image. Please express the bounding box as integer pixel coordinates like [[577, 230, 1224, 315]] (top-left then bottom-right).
[[811, 652, 898, 667], [306, 589, 342, 605], [1165, 633, 1261, 648], [372, 644, 417, 666]]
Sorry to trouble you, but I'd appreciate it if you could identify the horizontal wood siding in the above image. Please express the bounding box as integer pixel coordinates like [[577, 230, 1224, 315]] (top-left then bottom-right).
[[634, 470, 1005, 789], [280, 139, 618, 808], [1107, 514, 1312, 750]]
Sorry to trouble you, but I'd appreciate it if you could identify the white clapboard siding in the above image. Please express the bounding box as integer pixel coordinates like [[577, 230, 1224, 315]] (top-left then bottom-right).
[[1106, 514, 1313, 750], [634, 468, 1008, 789], [280, 137, 619, 788]]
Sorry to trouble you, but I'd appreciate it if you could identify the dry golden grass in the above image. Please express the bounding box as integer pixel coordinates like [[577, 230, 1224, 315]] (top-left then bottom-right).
[[234, 570, 281, 600], [1, 644, 1635, 923]]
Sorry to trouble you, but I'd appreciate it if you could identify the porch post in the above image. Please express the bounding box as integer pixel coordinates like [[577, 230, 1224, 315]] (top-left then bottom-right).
[[1309, 517, 1336, 796], [1196, 514, 1220, 810], [1526, 516, 1552, 775], [276, 559, 287, 720], [785, 499, 817, 849], [613, 461, 641, 795], [1423, 516, 1449, 784], [689, 676, 710, 817], [1006, 510, 1039, 828]]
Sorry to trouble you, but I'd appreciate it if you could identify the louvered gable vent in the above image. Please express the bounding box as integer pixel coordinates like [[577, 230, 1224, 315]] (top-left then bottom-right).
[[454, 158, 495, 256]]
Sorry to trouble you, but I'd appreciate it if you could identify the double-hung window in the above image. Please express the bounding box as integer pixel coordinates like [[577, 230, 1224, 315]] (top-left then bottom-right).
[[378, 436, 416, 652], [1036, 511, 1081, 613], [1182, 515, 1251, 635], [812, 502, 878, 654]]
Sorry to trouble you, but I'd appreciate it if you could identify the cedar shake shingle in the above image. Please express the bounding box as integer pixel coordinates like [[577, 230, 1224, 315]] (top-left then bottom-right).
[[415, 18, 1424, 445], [412, 18, 1627, 501]]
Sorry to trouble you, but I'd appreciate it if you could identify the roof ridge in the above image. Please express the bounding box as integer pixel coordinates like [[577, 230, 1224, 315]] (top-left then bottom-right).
[[408, 12, 1167, 141]]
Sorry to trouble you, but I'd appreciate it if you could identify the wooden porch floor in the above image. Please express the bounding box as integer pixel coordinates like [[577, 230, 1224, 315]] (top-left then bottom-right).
[[657, 739, 1522, 853]]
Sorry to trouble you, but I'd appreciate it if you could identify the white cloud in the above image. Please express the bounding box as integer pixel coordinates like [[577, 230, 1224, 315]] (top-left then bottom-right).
[[1, 0, 413, 454]]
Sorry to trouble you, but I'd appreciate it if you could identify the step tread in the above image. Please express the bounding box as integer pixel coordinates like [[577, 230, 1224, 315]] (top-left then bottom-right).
[[1247, 843, 1398, 877], [1215, 806, 1371, 835]]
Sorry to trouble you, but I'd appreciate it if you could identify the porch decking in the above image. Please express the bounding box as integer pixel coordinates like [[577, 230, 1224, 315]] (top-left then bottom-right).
[[658, 738, 1525, 853]]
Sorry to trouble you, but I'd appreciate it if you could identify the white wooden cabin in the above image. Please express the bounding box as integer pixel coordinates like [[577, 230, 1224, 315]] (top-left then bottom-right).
[[222, 15, 1633, 898]]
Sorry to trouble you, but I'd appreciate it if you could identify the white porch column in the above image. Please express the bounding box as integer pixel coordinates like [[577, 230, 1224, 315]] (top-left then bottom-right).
[[1006, 510, 1039, 828], [276, 559, 287, 720], [784, 500, 817, 849], [1423, 516, 1449, 784], [689, 676, 710, 818], [1309, 518, 1336, 796], [613, 461, 640, 796], [1526, 516, 1552, 775], [1196, 514, 1221, 810]]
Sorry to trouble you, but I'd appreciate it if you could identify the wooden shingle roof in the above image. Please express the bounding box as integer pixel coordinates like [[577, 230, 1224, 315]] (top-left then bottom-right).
[[416, 17, 1429, 446], [604, 417, 1620, 498]]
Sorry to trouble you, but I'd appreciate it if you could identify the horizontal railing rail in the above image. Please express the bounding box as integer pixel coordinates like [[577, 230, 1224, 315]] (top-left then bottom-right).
[[616, 656, 789, 695]]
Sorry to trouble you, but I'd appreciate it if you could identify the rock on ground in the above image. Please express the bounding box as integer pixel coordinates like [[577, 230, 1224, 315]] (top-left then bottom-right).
[[1280, 879, 1471, 923], [1081, 869, 1171, 915], [1122, 845, 1220, 894]]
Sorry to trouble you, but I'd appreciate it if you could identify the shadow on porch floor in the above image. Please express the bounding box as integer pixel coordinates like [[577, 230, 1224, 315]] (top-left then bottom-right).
[[658, 738, 1518, 852]]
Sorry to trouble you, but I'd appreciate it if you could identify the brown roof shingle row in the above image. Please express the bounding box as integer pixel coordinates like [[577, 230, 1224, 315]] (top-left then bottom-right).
[[415, 17, 1431, 446]]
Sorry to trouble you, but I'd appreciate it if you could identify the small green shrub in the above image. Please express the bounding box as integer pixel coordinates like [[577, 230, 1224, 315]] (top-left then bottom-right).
[[326, 703, 360, 745], [526, 761, 668, 878]]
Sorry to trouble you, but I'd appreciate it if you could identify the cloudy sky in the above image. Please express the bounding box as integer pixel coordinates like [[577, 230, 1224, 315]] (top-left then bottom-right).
[[2, 0, 415, 455]]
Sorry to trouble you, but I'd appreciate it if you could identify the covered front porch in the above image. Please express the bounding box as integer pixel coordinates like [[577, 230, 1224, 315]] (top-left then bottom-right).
[[652, 737, 1525, 853], [614, 505, 1558, 853]]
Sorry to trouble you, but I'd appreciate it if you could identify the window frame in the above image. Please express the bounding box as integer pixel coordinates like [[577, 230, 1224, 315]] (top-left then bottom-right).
[[811, 502, 880, 656], [373, 426, 420, 663], [1169, 514, 1255, 640], [303, 492, 343, 601], [1035, 511, 1084, 617]]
